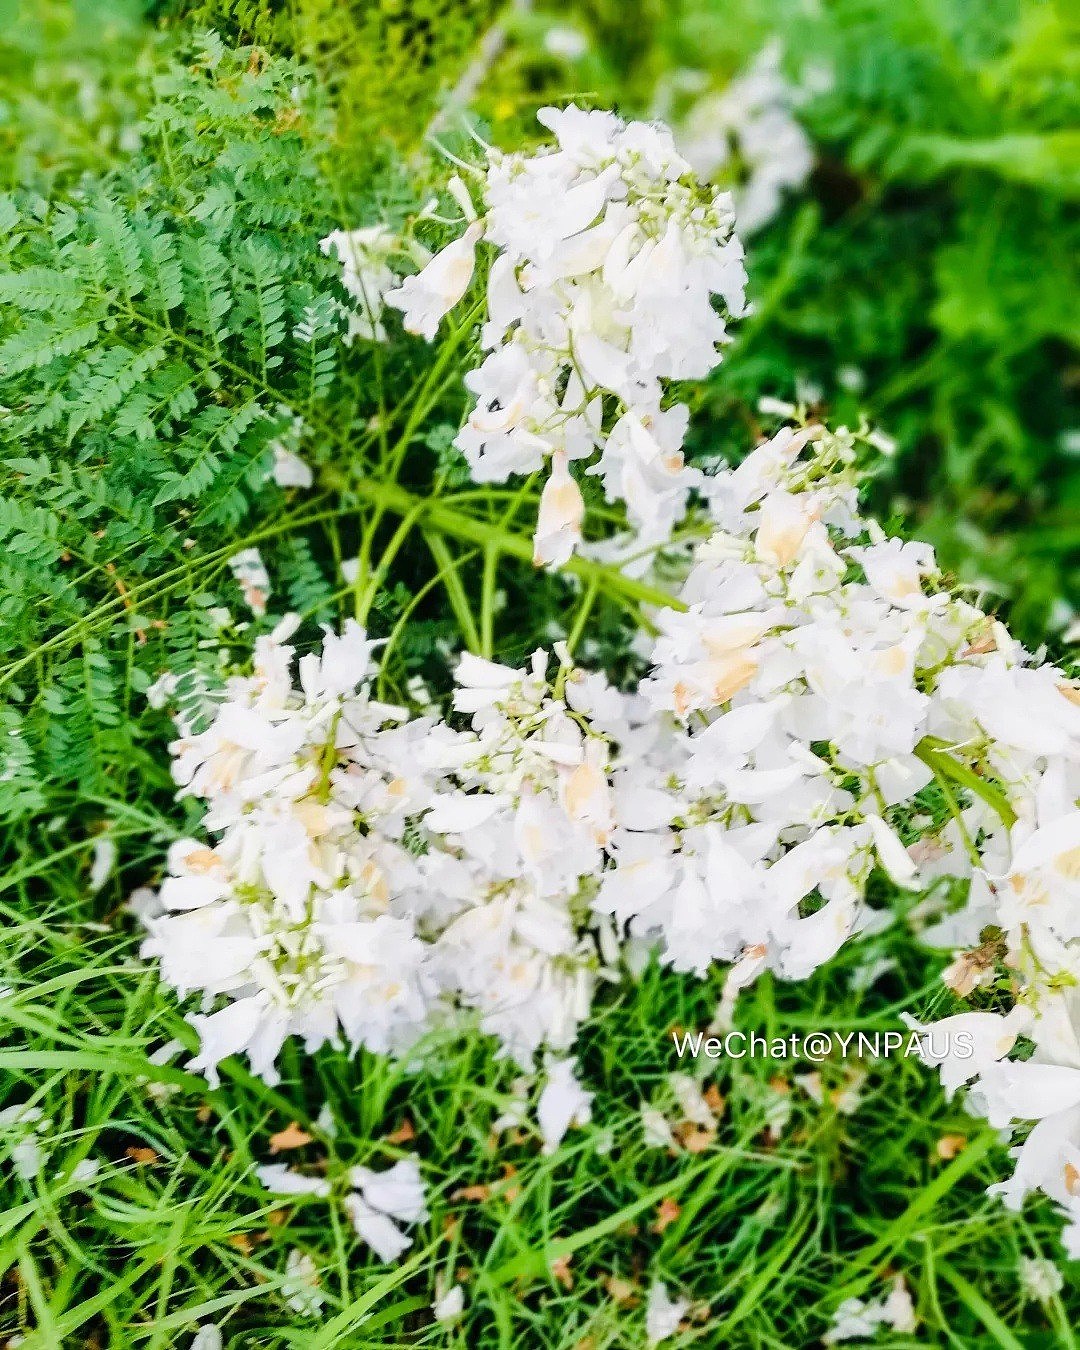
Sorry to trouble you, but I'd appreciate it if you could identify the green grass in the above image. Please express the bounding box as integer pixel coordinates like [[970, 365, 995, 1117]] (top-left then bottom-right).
[[2, 871, 1078, 1347]]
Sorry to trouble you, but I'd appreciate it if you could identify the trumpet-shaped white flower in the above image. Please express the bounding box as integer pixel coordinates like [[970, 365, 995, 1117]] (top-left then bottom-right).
[[533, 451, 585, 567], [386, 222, 482, 340]]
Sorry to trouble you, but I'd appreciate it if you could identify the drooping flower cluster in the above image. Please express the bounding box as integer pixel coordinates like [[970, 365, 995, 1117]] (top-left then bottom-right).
[[629, 420, 1080, 1255], [329, 106, 748, 564], [419, 648, 629, 1064], [599, 423, 940, 988], [903, 692, 1080, 1250], [142, 411, 1080, 1256]]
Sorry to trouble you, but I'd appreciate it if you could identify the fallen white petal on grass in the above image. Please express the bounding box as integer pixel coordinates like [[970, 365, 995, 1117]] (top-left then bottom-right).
[[645, 1280, 689, 1345], [823, 1275, 917, 1343], [537, 1057, 593, 1153], [433, 1282, 466, 1323]]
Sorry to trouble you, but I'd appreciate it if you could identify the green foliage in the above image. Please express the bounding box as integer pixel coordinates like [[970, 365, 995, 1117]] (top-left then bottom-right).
[[2, 878, 1078, 1346], [0, 34, 349, 816], [0, 0, 157, 192], [166, 0, 504, 150]]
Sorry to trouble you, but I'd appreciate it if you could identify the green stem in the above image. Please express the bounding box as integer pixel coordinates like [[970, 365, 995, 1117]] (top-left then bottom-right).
[[423, 529, 483, 655], [356, 500, 428, 625], [376, 548, 482, 702], [565, 579, 600, 658], [333, 470, 685, 616], [924, 765, 982, 868], [479, 542, 498, 659]]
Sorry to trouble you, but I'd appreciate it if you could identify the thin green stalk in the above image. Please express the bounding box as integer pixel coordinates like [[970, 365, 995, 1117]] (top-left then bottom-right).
[[423, 528, 483, 654], [335, 470, 686, 615], [355, 500, 428, 625], [375, 547, 482, 701], [565, 578, 600, 657], [479, 542, 498, 658]]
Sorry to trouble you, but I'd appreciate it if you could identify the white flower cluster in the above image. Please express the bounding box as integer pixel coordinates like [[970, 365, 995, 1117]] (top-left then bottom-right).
[[656, 425, 1080, 1255], [141, 615, 439, 1085], [600, 422, 947, 986], [145, 615, 641, 1085], [144, 106, 1080, 1257], [149, 440, 1080, 1252], [905, 725, 1080, 1248], [665, 43, 816, 233], [142, 414, 1080, 1255], [632, 425, 1080, 1262], [331, 106, 748, 564], [419, 649, 627, 1064]]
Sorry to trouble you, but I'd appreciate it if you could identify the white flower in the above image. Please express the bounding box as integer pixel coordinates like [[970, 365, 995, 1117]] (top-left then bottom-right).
[[68, 1157, 101, 1187], [273, 447, 313, 489], [349, 1158, 428, 1223], [282, 1249, 326, 1317], [903, 1009, 1027, 1098], [256, 1163, 331, 1198], [386, 222, 482, 340], [320, 225, 398, 342], [345, 1195, 415, 1263], [537, 1056, 593, 1152], [668, 1072, 715, 1126], [11, 1136, 45, 1180], [433, 1282, 466, 1322], [1018, 1256, 1063, 1303], [864, 814, 918, 890], [227, 548, 271, 617], [190, 1328, 222, 1350], [345, 1158, 428, 1262], [641, 1104, 677, 1149], [823, 1275, 916, 1343], [1, 1103, 49, 1180], [645, 1281, 688, 1344], [88, 833, 116, 892], [533, 451, 585, 567], [268, 410, 313, 489]]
